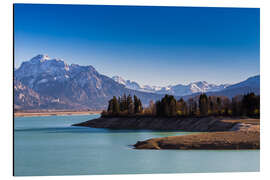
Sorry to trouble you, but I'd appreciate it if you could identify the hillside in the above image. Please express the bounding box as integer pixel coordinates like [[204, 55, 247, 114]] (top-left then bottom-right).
[[14, 55, 163, 110]]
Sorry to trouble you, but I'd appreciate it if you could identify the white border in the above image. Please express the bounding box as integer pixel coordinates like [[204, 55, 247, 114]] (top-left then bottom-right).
[[1, 0, 270, 180]]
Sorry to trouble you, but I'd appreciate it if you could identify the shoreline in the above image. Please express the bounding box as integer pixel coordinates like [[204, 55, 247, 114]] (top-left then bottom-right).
[[72, 116, 259, 132], [131, 118, 260, 150], [133, 131, 260, 150], [14, 110, 102, 117], [73, 116, 260, 150]]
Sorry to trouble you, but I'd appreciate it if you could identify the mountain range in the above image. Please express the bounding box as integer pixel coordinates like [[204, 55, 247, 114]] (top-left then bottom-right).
[[14, 54, 260, 110], [181, 75, 260, 101], [112, 76, 230, 96], [14, 55, 163, 110]]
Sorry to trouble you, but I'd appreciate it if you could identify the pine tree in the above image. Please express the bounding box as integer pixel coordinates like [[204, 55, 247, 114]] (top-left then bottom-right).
[[169, 99, 177, 117], [199, 94, 208, 116], [128, 103, 134, 115], [137, 99, 143, 113], [209, 96, 214, 115], [149, 100, 156, 115], [158, 94, 177, 117], [187, 98, 197, 116], [155, 100, 162, 116], [223, 97, 231, 116], [242, 93, 259, 117], [232, 95, 242, 116], [127, 94, 133, 109], [107, 99, 114, 113], [217, 97, 221, 115], [121, 94, 128, 111], [126, 94, 134, 114], [112, 96, 120, 114], [134, 95, 143, 114]]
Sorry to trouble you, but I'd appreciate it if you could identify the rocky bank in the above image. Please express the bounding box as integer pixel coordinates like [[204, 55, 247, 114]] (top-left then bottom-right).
[[72, 116, 258, 132]]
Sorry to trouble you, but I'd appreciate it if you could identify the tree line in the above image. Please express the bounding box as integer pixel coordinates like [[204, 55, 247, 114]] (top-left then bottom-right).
[[103, 94, 143, 116], [101, 92, 260, 118]]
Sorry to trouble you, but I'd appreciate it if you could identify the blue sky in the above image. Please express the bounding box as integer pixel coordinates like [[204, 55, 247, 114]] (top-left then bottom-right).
[[14, 4, 260, 86]]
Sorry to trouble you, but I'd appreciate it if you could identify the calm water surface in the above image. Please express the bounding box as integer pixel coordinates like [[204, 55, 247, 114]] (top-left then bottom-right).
[[14, 114, 259, 176]]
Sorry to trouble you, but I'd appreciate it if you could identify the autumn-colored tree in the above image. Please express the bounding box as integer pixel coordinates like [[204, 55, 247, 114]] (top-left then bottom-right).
[[177, 98, 188, 116]]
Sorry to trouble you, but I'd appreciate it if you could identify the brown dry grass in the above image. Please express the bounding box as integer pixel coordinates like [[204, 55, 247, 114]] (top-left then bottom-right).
[[220, 118, 260, 125], [134, 130, 260, 150]]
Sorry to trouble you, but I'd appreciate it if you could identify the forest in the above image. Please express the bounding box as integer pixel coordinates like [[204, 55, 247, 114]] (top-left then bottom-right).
[[101, 93, 260, 118]]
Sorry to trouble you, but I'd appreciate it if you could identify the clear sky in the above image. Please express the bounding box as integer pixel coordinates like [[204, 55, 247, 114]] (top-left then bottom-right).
[[14, 4, 260, 86]]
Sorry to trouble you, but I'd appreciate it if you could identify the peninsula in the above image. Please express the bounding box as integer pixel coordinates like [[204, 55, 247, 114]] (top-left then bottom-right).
[[73, 93, 260, 150]]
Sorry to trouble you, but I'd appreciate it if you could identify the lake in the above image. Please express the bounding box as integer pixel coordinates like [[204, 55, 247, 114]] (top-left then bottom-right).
[[14, 114, 259, 176]]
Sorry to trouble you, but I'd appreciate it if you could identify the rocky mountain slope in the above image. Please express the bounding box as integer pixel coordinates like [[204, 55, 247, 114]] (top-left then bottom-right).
[[14, 55, 163, 110]]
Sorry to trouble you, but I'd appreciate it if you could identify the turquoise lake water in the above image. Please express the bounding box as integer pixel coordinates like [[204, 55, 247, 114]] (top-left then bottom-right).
[[14, 114, 259, 176]]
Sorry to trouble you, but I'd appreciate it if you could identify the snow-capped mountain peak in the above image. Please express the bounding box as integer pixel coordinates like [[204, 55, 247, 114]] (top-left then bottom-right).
[[112, 77, 230, 96], [30, 54, 51, 63], [29, 54, 69, 69], [188, 81, 229, 94], [16, 55, 70, 81], [112, 76, 142, 90], [15, 54, 101, 90], [112, 76, 126, 85]]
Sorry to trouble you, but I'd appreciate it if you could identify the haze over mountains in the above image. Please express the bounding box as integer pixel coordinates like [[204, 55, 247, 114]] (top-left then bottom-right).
[[14, 55, 260, 110]]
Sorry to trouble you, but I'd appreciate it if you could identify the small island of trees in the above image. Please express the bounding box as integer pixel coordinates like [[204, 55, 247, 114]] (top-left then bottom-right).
[[101, 93, 260, 118]]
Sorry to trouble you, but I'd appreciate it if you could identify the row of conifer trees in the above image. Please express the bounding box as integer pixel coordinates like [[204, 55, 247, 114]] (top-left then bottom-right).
[[101, 92, 260, 118], [103, 94, 143, 116]]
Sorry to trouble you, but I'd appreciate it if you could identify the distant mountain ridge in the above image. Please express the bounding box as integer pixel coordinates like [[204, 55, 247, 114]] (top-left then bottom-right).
[[14, 54, 260, 111], [182, 75, 260, 100], [112, 75, 230, 96], [14, 55, 163, 110], [112, 76, 141, 90]]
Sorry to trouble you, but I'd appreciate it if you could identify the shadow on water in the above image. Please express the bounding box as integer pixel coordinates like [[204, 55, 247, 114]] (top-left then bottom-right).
[[15, 126, 187, 134]]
